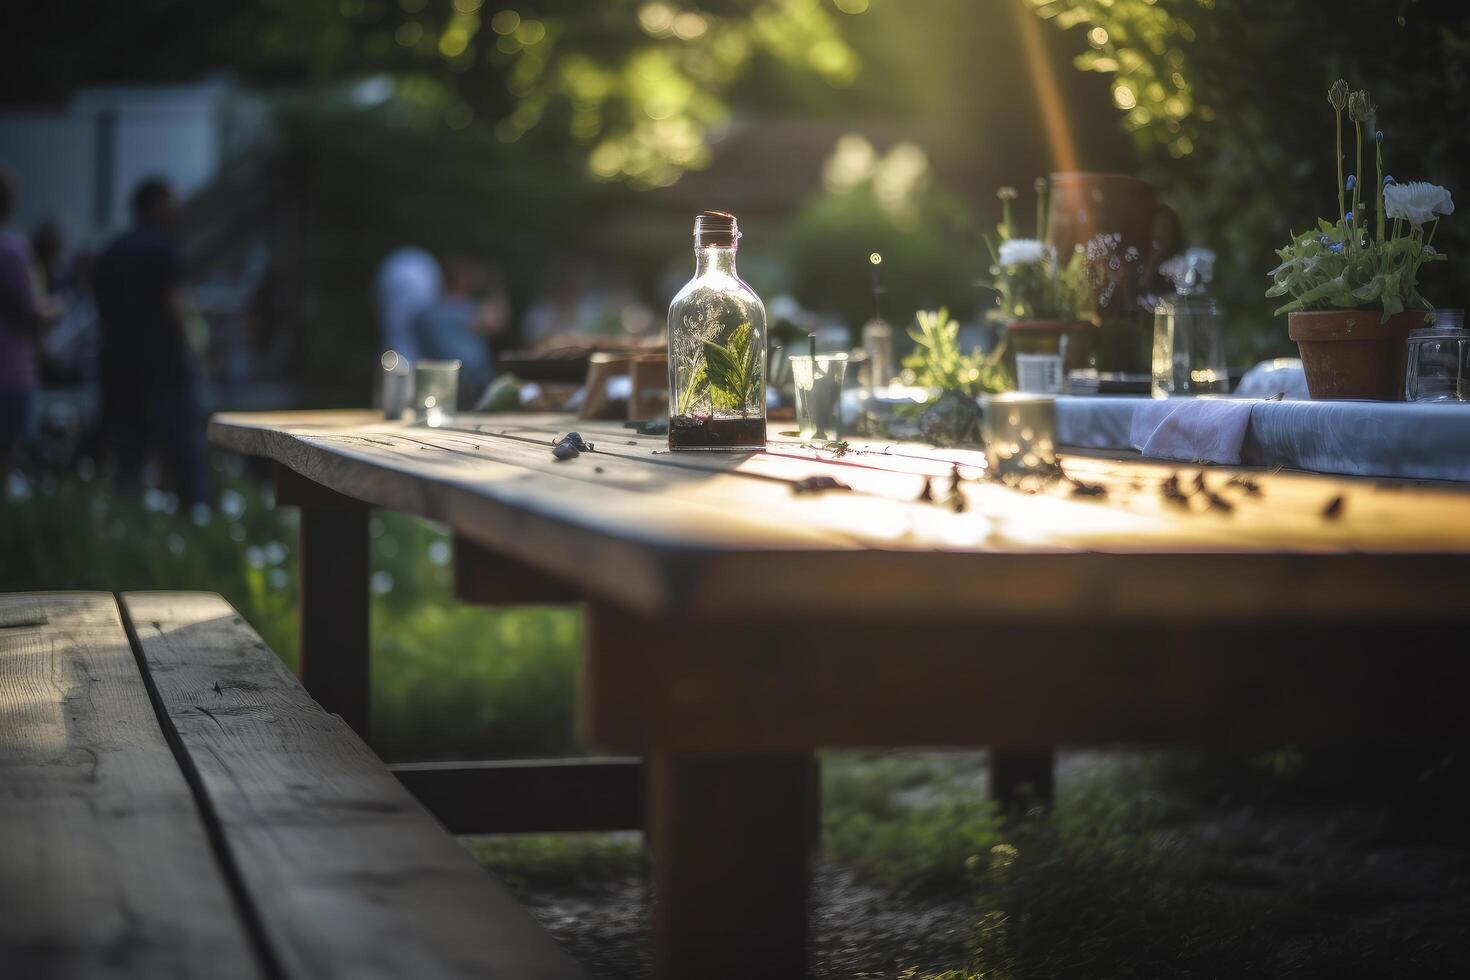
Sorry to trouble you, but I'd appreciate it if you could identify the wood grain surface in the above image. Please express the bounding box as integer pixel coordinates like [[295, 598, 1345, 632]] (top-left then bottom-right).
[[122, 591, 589, 980], [211, 410, 1470, 621], [0, 592, 262, 978]]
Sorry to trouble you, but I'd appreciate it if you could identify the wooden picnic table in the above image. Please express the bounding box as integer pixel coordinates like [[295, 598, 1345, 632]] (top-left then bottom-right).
[[210, 409, 1470, 980]]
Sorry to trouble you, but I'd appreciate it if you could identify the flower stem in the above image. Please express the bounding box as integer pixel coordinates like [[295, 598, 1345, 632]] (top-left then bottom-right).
[[1427, 217, 1440, 248], [1352, 119, 1363, 249], [1374, 140, 1385, 242], [1335, 109, 1345, 230]]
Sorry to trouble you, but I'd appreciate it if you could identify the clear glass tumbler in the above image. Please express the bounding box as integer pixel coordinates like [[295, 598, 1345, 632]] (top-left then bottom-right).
[[381, 350, 413, 420], [414, 359, 461, 427], [789, 353, 848, 440], [981, 393, 1058, 488], [1405, 310, 1467, 403]]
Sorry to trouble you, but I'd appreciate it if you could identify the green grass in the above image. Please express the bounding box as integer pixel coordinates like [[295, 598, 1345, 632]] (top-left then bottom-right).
[[462, 833, 644, 891], [823, 752, 1003, 898], [1, 467, 581, 761]]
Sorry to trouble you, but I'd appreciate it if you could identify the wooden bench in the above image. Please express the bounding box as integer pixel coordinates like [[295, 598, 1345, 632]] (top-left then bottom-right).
[[0, 591, 589, 979]]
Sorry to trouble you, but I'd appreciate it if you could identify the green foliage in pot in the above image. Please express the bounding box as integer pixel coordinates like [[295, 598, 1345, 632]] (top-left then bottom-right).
[[985, 181, 1096, 324], [901, 308, 1009, 396], [1265, 81, 1452, 321]]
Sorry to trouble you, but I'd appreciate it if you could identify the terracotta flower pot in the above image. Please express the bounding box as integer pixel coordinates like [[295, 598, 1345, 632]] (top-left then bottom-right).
[[1287, 309, 1428, 401]]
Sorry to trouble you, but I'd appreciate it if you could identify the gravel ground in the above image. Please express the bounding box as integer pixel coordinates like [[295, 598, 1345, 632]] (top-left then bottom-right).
[[501, 749, 1470, 979], [516, 862, 976, 980]]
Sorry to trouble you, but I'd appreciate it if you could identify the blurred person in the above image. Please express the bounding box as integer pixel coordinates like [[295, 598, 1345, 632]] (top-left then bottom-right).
[[30, 219, 65, 297], [410, 257, 509, 400], [94, 177, 206, 505], [0, 167, 59, 466], [42, 250, 100, 385], [520, 265, 655, 349], [375, 246, 441, 362], [520, 264, 590, 347]]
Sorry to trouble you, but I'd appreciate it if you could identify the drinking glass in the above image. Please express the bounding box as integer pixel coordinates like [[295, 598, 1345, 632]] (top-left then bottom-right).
[[981, 393, 1058, 487], [414, 359, 460, 427], [381, 350, 413, 420], [789, 353, 848, 440], [1405, 310, 1467, 403]]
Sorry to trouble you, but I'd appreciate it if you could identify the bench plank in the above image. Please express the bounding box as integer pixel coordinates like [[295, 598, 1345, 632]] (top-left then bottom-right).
[[121, 591, 587, 980], [0, 592, 261, 978]]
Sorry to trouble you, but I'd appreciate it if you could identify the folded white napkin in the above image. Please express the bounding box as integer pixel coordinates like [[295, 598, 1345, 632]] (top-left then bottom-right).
[[1130, 398, 1257, 464]]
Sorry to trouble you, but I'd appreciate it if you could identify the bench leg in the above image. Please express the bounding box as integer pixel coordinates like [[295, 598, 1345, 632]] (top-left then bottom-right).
[[289, 476, 371, 740], [646, 749, 815, 980]]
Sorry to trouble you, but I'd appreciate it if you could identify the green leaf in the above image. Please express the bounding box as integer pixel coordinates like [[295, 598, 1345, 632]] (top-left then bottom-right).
[[676, 362, 707, 416], [700, 320, 760, 412]]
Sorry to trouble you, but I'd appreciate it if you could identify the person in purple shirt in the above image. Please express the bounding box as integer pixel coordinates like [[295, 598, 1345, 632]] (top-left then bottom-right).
[[94, 177, 205, 504], [0, 168, 55, 466]]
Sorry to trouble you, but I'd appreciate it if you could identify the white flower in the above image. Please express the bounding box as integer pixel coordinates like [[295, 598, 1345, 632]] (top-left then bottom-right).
[[1383, 182, 1455, 227], [998, 238, 1052, 266]]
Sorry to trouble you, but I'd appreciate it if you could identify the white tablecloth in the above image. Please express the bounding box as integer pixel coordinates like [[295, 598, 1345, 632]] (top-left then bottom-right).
[[1057, 397, 1470, 482]]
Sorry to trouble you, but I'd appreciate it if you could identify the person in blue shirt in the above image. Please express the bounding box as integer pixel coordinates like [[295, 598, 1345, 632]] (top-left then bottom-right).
[[94, 177, 206, 505], [410, 257, 508, 403]]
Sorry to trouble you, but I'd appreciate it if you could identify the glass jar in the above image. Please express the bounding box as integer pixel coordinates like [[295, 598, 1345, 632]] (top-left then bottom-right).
[[1152, 248, 1227, 397], [667, 211, 768, 450], [1405, 309, 1468, 402]]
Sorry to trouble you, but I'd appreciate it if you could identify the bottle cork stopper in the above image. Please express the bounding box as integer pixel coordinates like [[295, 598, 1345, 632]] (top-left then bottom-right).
[[694, 210, 740, 247]]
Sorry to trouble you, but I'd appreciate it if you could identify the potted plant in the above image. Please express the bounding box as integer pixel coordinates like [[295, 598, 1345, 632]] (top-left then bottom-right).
[[897, 308, 1007, 446], [1266, 80, 1454, 400], [986, 180, 1097, 393]]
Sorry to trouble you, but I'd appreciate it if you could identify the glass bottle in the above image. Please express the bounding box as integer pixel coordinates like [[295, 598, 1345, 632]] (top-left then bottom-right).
[[1152, 248, 1227, 398], [860, 317, 894, 390], [667, 211, 767, 450]]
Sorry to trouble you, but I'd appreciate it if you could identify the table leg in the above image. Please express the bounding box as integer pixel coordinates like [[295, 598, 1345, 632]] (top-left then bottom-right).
[[646, 749, 816, 980], [279, 468, 371, 740]]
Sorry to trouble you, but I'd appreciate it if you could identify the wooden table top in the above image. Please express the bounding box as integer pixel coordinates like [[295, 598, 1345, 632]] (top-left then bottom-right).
[[209, 410, 1470, 622]]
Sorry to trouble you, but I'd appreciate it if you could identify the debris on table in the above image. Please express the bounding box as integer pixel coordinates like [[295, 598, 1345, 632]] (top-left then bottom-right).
[[1225, 474, 1263, 496], [1192, 472, 1235, 513], [1068, 477, 1108, 498], [945, 464, 967, 512], [552, 432, 595, 460], [625, 419, 669, 436], [917, 476, 934, 503], [793, 475, 852, 495], [1322, 495, 1345, 519], [1161, 474, 1191, 508]]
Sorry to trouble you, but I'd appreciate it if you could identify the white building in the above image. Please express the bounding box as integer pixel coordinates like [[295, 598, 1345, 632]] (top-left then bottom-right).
[[0, 79, 264, 249]]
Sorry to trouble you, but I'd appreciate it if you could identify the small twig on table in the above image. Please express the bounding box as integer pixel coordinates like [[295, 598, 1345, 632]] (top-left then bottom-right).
[[1160, 474, 1191, 509], [947, 464, 967, 512], [1192, 472, 1235, 513], [792, 475, 852, 495], [1225, 474, 1263, 496]]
